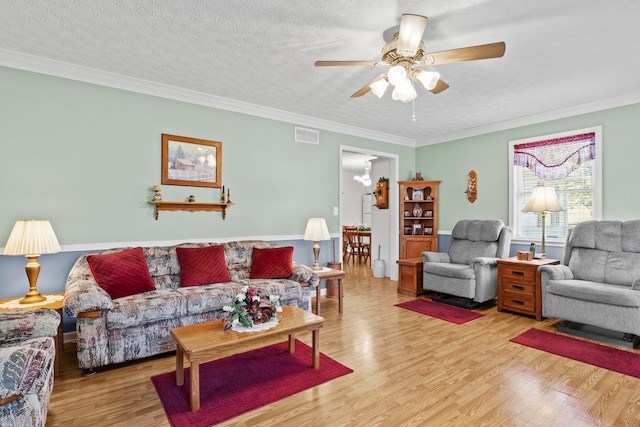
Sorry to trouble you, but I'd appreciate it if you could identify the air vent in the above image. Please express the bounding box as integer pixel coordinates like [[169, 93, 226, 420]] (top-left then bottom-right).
[[294, 127, 319, 145]]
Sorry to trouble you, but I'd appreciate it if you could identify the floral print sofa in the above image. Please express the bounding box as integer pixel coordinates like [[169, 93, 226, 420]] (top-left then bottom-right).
[[64, 240, 318, 373], [0, 308, 60, 427]]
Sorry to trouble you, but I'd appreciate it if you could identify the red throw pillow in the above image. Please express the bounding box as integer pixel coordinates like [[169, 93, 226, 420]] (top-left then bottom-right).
[[250, 246, 294, 279], [87, 247, 155, 299], [176, 245, 230, 287]]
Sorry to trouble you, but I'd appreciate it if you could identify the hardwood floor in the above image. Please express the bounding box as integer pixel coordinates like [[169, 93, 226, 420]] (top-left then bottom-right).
[[48, 263, 640, 426]]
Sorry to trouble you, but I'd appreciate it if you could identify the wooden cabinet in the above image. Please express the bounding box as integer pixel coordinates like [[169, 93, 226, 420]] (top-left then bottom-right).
[[398, 180, 440, 259], [396, 258, 424, 296], [497, 257, 559, 320]]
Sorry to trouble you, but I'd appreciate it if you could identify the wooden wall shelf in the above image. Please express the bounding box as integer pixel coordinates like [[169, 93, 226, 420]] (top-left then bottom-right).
[[149, 201, 233, 220]]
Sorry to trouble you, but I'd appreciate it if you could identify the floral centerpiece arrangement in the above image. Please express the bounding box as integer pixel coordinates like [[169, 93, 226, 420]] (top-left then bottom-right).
[[223, 286, 282, 331]]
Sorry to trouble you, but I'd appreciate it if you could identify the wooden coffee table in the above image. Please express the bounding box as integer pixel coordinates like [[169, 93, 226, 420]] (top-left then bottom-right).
[[170, 305, 324, 411]]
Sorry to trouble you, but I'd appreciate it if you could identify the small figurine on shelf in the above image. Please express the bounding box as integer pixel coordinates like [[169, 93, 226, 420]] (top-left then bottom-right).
[[151, 185, 162, 201], [412, 171, 424, 181], [226, 188, 231, 204], [188, 195, 196, 202], [220, 185, 226, 203]]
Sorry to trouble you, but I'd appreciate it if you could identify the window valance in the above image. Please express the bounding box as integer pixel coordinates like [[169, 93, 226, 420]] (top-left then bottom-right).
[[513, 132, 596, 180]]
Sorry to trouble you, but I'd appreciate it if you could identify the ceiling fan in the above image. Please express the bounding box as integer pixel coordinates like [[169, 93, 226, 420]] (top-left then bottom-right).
[[315, 14, 506, 102]]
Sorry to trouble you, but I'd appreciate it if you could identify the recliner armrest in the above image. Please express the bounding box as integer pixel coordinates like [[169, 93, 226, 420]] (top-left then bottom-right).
[[422, 252, 450, 263], [539, 264, 574, 280], [470, 257, 498, 267]]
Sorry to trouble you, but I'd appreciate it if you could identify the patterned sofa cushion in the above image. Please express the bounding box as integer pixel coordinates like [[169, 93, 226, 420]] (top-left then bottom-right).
[[106, 289, 188, 330]]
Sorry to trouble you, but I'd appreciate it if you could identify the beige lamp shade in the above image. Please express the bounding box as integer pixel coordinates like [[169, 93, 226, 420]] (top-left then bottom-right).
[[521, 186, 564, 214], [304, 218, 330, 241], [151, 185, 162, 192], [4, 220, 60, 304], [4, 220, 61, 256], [304, 218, 330, 271]]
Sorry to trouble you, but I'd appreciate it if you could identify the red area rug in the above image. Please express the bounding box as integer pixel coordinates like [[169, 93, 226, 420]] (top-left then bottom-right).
[[151, 340, 352, 426], [511, 328, 640, 378], [395, 299, 484, 324]]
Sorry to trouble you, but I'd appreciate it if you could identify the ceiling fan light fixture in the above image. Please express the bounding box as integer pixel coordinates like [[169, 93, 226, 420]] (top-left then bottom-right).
[[392, 79, 417, 102], [387, 65, 407, 86], [415, 70, 441, 90], [370, 78, 389, 98], [354, 161, 372, 186]]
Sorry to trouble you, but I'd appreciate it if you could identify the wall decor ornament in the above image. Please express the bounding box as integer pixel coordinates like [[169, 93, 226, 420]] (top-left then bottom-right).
[[161, 134, 222, 188], [465, 170, 477, 203]]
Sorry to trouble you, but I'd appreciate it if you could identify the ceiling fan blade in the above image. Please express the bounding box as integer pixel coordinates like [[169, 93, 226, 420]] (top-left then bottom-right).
[[430, 79, 449, 94], [397, 14, 428, 57], [421, 42, 506, 65], [315, 60, 380, 67], [351, 74, 387, 98]]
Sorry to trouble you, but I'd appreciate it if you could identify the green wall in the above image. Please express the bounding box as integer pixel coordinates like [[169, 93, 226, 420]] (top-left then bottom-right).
[[416, 102, 640, 231], [0, 66, 414, 246]]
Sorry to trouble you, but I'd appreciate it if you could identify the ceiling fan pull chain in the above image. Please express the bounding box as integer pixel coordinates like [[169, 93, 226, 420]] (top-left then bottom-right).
[[412, 98, 416, 122]]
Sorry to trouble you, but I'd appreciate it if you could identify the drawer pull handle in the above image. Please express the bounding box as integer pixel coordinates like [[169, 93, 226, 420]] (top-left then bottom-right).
[[512, 300, 525, 305], [512, 285, 525, 291], [511, 271, 525, 276]]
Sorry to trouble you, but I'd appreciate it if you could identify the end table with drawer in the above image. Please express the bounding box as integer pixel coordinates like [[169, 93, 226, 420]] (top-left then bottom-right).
[[497, 257, 559, 320]]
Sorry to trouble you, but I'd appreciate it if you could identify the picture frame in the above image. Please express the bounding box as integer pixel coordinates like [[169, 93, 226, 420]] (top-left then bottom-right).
[[425, 210, 433, 218], [404, 226, 413, 235], [412, 223, 422, 236], [424, 227, 433, 235], [412, 188, 424, 201], [161, 134, 222, 188], [404, 210, 410, 217]]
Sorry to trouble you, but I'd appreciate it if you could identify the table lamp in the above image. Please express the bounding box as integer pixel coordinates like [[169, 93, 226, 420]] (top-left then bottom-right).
[[521, 186, 564, 258], [304, 218, 330, 271], [3, 220, 61, 303]]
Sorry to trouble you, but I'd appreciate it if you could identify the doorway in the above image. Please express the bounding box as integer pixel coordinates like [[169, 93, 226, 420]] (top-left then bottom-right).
[[340, 146, 399, 280]]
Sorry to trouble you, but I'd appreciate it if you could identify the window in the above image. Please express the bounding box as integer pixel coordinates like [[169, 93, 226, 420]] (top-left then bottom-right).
[[509, 126, 602, 243]]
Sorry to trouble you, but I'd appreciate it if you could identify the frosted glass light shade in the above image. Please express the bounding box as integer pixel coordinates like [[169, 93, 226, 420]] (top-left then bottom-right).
[[387, 65, 407, 86], [4, 220, 61, 256], [392, 79, 417, 102], [370, 78, 389, 98], [415, 70, 441, 90]]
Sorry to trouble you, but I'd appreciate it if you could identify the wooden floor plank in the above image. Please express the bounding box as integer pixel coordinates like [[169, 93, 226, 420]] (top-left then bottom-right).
[[47, 262, 640, 426]]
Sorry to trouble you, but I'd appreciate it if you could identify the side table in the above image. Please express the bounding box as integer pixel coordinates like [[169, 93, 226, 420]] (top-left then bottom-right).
[[0, 292, 64, 375], [396, 258, 424, 296], [497, 257, 560, 320], [307, 267, 346, 315]]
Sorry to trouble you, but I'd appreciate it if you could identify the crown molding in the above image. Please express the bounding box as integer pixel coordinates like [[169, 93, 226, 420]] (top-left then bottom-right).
[[0, 49, 416, 147], [417, 90, 640, 147]]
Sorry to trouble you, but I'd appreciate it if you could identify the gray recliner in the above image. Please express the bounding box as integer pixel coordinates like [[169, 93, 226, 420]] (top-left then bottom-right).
[[422, 219, 512, 309], [540, 220, 640, 346]]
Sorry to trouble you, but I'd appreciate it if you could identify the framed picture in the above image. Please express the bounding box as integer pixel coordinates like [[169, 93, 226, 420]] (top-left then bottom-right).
[[425, 210, 433, 218], [162, 134, 222, 188], [424, 227, 433, 235], [404, 210, 410, 217], [412, 223, 422, 235], [412, 188, 424, 201], [404, 226, 413, 235]]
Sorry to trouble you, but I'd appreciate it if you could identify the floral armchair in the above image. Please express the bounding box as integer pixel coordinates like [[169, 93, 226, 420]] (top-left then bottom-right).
[[0, 308, 60, 427]]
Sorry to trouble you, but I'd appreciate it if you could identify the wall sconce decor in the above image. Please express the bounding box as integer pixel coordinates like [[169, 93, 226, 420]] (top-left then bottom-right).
[[465, 170, 477, 203]]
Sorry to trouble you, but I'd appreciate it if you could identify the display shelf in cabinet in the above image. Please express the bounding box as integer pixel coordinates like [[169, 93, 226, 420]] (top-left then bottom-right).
[[149, 201, 233, 220], [399, 180, 440, 259], [497, 257, 560, 320]]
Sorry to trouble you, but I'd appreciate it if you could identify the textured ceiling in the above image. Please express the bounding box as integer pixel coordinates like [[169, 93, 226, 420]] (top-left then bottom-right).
[[1, 0, 640, 146]]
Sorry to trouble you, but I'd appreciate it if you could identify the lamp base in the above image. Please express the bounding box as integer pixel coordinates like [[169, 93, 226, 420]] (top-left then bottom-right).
[[20, 290, 46, 304], [310, 263, 323, 271]]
